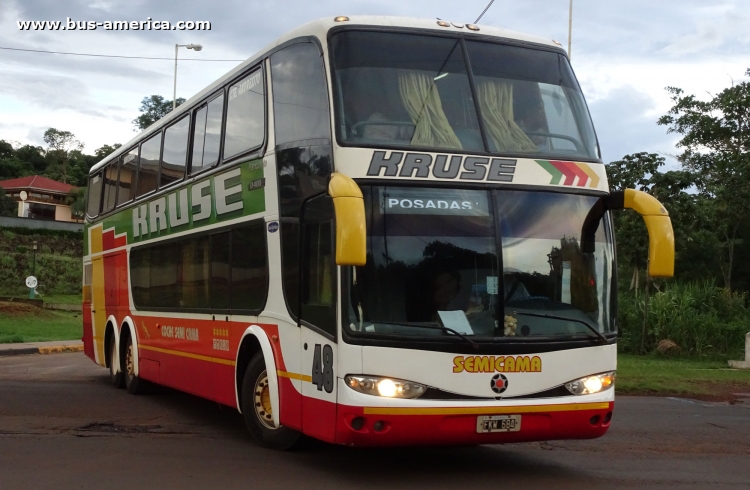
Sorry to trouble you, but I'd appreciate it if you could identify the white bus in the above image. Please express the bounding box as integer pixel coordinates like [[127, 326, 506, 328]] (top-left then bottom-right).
[[82, 16, 674, 449]]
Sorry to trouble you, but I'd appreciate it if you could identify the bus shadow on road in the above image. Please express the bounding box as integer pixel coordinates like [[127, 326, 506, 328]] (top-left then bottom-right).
[[122, 378, 596, 486]]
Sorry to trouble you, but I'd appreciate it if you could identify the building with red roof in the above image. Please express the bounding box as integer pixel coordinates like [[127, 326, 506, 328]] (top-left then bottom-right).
[[0, 175, 80, 222]]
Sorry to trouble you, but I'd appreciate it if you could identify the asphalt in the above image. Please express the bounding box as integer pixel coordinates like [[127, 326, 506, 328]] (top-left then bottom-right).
[[0, 352, 749, 490]]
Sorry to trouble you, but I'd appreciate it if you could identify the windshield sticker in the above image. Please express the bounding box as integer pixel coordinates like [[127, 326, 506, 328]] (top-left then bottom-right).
[[453, 355, 542, 373], [368, 151, 516, 183], [437, 310, 474, 335]]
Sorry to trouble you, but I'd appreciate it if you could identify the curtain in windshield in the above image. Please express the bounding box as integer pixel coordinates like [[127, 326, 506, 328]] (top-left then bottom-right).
[[330, 31, 599, 160]]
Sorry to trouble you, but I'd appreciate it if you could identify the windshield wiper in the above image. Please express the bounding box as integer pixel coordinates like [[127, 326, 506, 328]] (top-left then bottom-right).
[[512, 311, 609, 345], [372, 321, 480, 350]]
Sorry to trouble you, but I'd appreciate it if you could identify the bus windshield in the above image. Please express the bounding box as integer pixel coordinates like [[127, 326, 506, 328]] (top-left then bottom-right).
[[344, 187, 615, 342], [330, 30, 599, 161]]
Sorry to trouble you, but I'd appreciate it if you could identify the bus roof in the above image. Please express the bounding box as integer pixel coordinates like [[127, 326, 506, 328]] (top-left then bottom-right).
[[90, 16, 563, 175]]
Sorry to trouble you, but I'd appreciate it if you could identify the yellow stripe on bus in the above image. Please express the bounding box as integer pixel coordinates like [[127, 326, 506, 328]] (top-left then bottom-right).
[[277, 370, 313, 382], [363, 402, 610, 416], [138, 344, 236, 366]]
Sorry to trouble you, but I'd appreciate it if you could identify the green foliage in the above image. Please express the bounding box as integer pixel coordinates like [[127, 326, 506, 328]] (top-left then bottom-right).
[[657, 69, 750, 291], [132, 95, 185, 131], [0, 227, 82, 296], [0, 136, 119, 186], [618, 280, 749, 358], [0, 188, 16, 217], [65, 187, 87, 220]]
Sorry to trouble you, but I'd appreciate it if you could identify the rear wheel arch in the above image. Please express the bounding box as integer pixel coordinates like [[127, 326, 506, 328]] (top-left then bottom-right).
[[235, 326, 280, 427]]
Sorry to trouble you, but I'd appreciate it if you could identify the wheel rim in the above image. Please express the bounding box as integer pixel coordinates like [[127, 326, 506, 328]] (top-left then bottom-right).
[[125, 340, 135, 382], [254, 370, 276, 430]]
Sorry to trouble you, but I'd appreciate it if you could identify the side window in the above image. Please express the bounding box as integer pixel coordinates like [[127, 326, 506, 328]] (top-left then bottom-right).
[[179, 236, 210, 309], [271, 43, 331, 147], [130, 222, 269, 313], [271, 42, 333, 318], [161, 115, 189, 187], [136, 132, 161, 197], [300, 195, 336, 337], [101, 162, 119, 213], [190, 94, 224, 174], [87, 172, 103, 217], [117, 147, 138, 206], [224, 68, 265, 160], [210, 232, 231, 310], [231, 222, 268, 311], [190, 106, 208, 175]]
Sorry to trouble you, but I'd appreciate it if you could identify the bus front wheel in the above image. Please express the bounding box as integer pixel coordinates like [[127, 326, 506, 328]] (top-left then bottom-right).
[[241, 352, 300, 450]]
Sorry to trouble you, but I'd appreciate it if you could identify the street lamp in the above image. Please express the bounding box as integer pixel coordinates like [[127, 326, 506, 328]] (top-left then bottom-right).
[[568, 0, 573, 60], [32, 241, 37, 277], [173, 43, 203, 111]]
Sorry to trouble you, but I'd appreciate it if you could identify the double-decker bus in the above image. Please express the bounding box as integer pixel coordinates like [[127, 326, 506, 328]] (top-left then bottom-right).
[[82, 16, 674, 449]]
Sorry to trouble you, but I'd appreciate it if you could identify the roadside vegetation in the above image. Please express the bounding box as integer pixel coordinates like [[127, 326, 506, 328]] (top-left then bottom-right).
[[0, 227, 82, 298]]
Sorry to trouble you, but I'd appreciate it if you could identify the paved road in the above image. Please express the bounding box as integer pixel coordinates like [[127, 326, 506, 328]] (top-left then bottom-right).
[[1, 353, 748, 490]]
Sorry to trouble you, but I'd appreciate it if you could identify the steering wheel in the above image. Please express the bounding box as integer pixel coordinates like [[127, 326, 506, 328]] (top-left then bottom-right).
[[525, 131, 584, 153]]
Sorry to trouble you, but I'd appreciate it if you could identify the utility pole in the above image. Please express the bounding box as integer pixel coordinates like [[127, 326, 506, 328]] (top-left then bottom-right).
[[173, 44, 203, 111]]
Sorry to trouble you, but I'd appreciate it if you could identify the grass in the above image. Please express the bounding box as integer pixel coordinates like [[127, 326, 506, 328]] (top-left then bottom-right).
[[39, 294, 82, 305], [0, 302, 82, 343], [617, 354, 750, 401]]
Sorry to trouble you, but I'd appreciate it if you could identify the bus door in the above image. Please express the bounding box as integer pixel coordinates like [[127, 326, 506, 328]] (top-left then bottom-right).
[[299, 195, 338, 442]]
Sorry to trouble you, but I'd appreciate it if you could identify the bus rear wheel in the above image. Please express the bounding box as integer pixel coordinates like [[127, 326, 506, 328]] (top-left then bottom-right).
[[241, 352, 300, 450], [108, 335, 124, 388], [123, 335, 145, 394]]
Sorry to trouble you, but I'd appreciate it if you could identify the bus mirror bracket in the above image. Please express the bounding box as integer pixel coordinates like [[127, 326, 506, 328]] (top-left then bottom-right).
[[328, 173, 366, 266], [609, 189, 675, 278]]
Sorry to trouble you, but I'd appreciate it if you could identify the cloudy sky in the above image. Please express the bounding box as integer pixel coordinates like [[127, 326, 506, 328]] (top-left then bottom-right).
[[1, 0, 748, 165]]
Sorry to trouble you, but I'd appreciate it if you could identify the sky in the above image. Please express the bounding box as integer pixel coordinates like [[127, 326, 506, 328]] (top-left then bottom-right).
[[0, 0, 748, 166]]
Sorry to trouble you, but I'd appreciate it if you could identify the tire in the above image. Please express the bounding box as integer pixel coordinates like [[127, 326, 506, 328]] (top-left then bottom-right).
[[123, 335, 146, 395], [241, 352, 300, 450], [108, 335, 124, 388]]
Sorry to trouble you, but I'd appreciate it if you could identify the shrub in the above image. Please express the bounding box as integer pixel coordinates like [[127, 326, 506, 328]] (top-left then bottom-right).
[[618, 279, 749, 359]]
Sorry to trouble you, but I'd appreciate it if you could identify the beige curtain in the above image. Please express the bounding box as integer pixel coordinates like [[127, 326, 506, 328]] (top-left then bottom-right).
[[477, 80, 536, 152], [398, 72, 462, 150]]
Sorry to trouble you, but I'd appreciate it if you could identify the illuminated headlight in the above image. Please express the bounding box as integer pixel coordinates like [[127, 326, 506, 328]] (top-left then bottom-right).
[[345, 375, 427, 399], [564, 372, 616, 395]]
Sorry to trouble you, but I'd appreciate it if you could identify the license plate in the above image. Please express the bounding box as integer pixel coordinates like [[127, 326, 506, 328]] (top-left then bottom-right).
[[476, 414, 522, 433]]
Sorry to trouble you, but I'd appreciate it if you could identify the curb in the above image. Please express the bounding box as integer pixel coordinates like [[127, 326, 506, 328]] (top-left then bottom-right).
[[0, 345, 84, 357]]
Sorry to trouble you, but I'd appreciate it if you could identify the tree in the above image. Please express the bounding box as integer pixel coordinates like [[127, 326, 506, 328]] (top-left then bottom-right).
[[43, 128, 84, 184], [66, 187, 86, 220], [607, 152, 720, 287], [132, 95, 185, 131], [657, 69, 750, 291], [94, 144, 122, 161], [0, 140, 34, 179], [0, 188, 16, 217]]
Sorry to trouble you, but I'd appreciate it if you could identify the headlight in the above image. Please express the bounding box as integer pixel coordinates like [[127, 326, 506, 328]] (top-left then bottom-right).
[[345, 375, 427, 399], [564, 372, 615, 395]]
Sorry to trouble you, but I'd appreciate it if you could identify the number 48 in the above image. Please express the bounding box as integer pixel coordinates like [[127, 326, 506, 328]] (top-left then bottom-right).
[[311, 344, 334, 393]]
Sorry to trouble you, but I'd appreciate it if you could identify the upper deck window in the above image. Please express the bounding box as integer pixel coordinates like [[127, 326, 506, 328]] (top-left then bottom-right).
[[191, 93, 224, 175], [330, 31, 599, 161], [161, 115, 189, 187], [136, 132, 161, 197], [224, 68, 265, 159]]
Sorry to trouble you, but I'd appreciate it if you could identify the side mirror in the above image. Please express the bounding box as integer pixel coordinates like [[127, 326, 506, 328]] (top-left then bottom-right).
[[328, 173, 366, 266], [610, 189, 675, 278]]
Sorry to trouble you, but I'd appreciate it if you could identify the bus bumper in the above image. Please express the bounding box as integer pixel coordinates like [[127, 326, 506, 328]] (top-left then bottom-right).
[[334, 401, 614, 447]]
